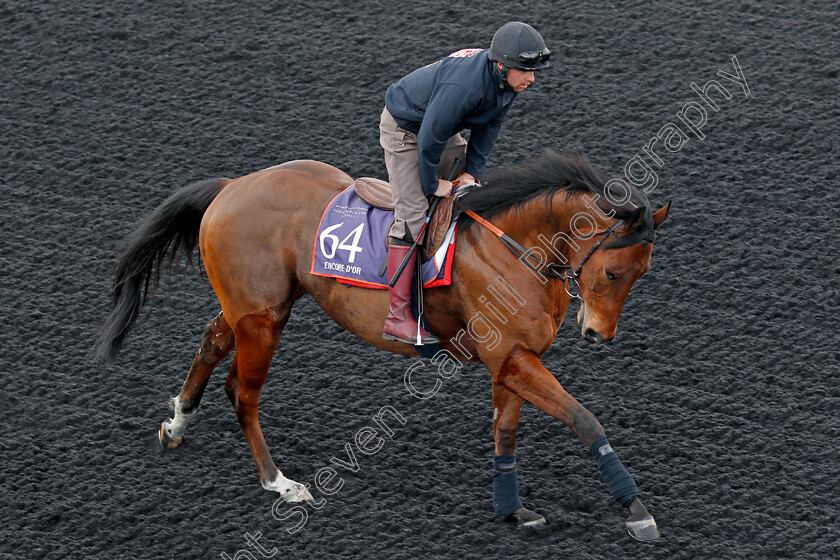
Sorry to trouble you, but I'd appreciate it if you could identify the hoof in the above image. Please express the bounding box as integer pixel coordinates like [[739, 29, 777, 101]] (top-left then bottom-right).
[[505, 507, 547, 528], [284, 484, 314, 503], [158, 422, 182, 449], [262, 473, 314, 503], [625, 516, 660, 542]]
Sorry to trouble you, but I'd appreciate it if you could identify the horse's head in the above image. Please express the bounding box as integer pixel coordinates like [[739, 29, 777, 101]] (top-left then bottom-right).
[[574, 202, 670, 343], [460, 150, 673, 344]]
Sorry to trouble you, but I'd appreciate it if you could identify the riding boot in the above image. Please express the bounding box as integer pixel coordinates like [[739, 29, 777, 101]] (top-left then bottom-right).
[[382, 244, 440, 345]]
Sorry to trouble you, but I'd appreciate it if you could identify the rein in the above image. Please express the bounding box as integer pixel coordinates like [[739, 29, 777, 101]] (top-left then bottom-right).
[[462, 209, 621, 299]]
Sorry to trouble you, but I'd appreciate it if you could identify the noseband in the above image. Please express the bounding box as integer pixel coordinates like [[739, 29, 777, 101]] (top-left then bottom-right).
[[462, 209, 621, 300]]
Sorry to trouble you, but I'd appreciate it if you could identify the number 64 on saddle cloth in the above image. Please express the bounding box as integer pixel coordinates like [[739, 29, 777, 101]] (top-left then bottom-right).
[[310, 185, 457, 289]]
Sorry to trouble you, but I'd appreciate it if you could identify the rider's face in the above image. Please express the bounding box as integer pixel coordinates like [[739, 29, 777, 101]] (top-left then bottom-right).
[[503, 65, 536, 92]]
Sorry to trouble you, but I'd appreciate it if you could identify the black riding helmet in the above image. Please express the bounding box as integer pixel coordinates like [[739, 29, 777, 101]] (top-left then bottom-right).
[[488, 22, 551, 72]]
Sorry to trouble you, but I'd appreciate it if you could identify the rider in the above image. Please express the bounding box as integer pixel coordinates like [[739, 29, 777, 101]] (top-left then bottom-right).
[[381, 22, 552, 344]]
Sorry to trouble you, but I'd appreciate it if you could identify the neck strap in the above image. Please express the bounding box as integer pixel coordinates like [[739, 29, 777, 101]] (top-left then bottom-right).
[[462, 209, 621, 297]]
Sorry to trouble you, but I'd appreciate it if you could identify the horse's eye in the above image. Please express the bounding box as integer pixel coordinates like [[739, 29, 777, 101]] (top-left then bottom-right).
[[605, 270, 618, 281]]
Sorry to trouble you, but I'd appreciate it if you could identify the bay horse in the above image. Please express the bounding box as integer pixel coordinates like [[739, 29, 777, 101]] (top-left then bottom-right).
[[95, 150, 669, 540]]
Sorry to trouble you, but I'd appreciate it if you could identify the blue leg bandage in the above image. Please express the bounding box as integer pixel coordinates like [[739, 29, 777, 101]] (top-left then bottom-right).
[[492, 455, 523, 518], [590, 437, 640, 507]]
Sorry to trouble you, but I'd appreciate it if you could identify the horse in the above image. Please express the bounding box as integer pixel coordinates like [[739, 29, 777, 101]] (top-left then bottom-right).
[[95, 150, 670, 540]]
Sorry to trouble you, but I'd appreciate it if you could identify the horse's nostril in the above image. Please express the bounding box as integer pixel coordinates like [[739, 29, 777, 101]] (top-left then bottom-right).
[[583, 328, 604, 344]]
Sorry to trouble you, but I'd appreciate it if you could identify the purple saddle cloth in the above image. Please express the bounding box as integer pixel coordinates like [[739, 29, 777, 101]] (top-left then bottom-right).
[[310, 185, 457, 289]]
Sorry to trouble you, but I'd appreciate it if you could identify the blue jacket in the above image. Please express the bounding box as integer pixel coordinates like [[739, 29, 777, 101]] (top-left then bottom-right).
[[385, 49, 517, 196]]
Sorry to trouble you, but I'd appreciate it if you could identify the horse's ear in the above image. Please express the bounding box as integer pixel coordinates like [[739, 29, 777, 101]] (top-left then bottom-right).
[[625, 206, 647, 232], [652, 201, 671, 230]]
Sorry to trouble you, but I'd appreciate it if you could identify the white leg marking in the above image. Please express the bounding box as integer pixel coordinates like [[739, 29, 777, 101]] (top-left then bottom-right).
[[262, 471, 314, 502], [162, 396, 195, 441]]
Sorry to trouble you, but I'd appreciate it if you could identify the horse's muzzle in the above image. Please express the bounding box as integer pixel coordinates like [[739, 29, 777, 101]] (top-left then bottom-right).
[[578, 301, 610, 344], [582, 327, 605, 344]]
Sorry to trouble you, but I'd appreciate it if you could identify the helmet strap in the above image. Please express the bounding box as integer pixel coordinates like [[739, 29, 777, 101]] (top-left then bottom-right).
[[494, 62, 509, 90]]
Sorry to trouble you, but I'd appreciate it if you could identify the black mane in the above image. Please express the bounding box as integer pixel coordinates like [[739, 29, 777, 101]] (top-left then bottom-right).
[[460, 150, 654, 247]]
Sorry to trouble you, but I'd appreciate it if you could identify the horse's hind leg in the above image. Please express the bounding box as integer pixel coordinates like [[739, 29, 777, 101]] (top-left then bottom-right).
[[225, 307, 312, 503], [159, 311, 234, 448]]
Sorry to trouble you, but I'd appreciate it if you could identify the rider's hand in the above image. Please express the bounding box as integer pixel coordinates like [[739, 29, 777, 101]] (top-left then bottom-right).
[[458, 172, 477, 185], [434, 179, 453, 197]]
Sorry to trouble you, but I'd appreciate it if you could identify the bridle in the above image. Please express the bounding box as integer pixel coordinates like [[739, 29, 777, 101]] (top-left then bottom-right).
[[462, 209, 621, 300]]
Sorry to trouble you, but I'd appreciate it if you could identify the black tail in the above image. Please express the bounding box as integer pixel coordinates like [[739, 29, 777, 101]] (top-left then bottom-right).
[[93, 177, 229, 362]]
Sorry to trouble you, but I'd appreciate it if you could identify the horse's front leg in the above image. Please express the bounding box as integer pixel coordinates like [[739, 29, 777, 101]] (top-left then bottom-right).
[[491, 382, 546, 527], [496, 348, 660, 541]]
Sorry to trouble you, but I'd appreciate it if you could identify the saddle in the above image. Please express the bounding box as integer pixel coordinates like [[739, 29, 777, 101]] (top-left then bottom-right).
[[354, 177, 459, 261]]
